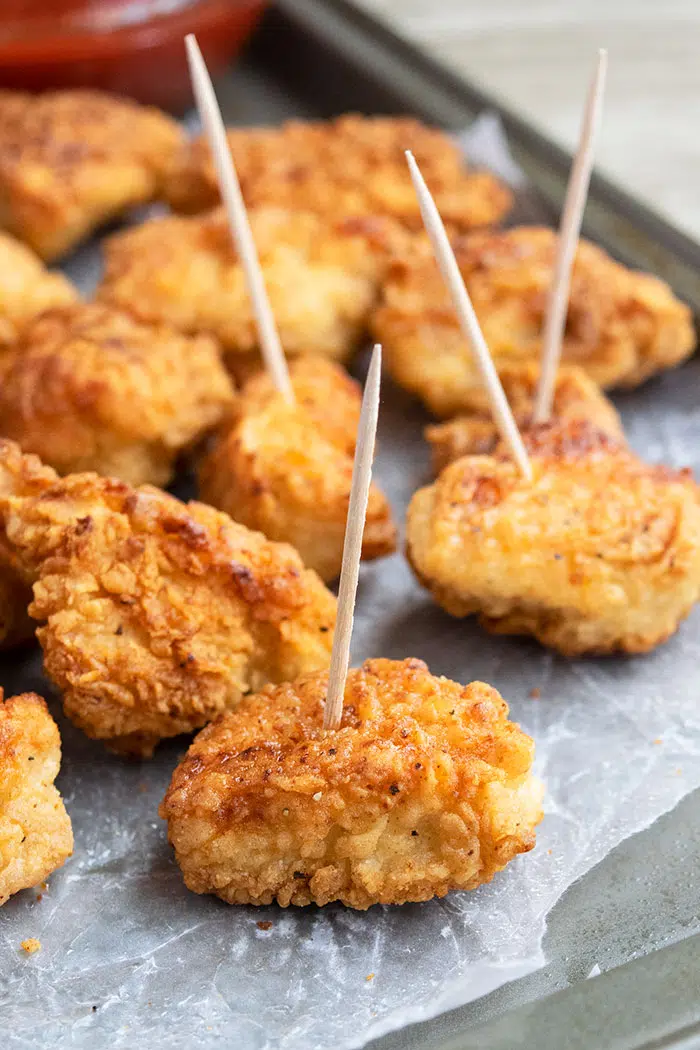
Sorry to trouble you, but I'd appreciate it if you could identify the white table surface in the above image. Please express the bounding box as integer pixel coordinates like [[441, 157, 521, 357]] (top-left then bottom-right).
[[357, 0, 700, 242]]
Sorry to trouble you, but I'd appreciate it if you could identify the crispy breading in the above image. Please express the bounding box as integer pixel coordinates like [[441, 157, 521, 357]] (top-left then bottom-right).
[[160, 657, 542, 909], [163, 115, 512, 232], [0, 453, 336, 756], [97, 206, 410, 366], [231, 355, 360, 456], [199, 356, 397, 582], [407, 420, 700, 656], [425, 362, 624, 474], [0, 231, 77, 348], [0, 303, 235, 487], [0, 89, 183, 260], [375, 227, 696, 416], [0, 441, 59, 648], [0, 691, 73, 905]]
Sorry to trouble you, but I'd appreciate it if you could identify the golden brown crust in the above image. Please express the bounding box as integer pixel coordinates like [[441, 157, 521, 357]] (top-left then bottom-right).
[[0, 232, 77, 347], [163, 115, 512, 232], [0, 691, 73, 905], [0, 440, 59, 648], [0, 89, 183, 260], [0, 454, 336, 755], [230, 354, 361, 456], [0, 303, 235, 487], [375, 227, 696, 415], [160, 657, 542, 909], [199, 356, 397, 581], [407, 419, 700, 655], [98, 206, 410, 365], [425, 362, 624, 474]]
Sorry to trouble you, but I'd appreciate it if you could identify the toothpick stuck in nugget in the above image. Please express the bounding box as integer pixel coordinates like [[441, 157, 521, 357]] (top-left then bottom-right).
[[534, 50, 607, 423], [324, 345, 382, 730], [406, 151, 532, 481], [185, 34, 293, 400], [198, 354, 396, 583]]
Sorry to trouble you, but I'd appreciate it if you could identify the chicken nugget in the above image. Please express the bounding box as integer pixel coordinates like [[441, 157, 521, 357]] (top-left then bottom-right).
[[425, 361, 624, 474], [0, 89, 183, 260], [199, 356, 396, 582], [0, 441, 58, 648], [163, 114, 512, 232], [98, 206, 409, 367], [0, 691, 73, 905], [374, 227, 695, 416], [0, 231, 77, 348], [0, 303, 235, 487], [407, 419, 700, 656], [160, 657, 542, 909], [0, 449, 336, 756]]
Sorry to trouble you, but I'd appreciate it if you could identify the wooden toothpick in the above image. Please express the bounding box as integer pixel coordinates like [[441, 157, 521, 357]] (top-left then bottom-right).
[[323, 345, 382, 731], [533, 50, 607, 423], [185, 34, 294, 401], [405, 151, 532, 481]]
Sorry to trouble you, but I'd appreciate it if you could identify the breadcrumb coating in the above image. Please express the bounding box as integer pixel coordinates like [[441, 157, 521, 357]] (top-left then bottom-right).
[[407, 420, 700, 656], [0, 440, 59, 648], [163, 115, 512, 232], [0, 691, 73, 905], [98, 206, 409, 366], [0, 451, 336, 756], [425, 362, 624, 475], [0, 303, 235, 487], [160, 657, 542, 909], [375, 227, 696, 416], [199, 356, 397, 582], [0, 89, 183, 260], [0, 231, 77, 348]]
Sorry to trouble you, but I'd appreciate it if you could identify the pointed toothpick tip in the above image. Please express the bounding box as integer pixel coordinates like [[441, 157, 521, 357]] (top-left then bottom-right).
[[405, 153, 532, 481], [323, 345, 383, 731], [533, 50, 607, 423], [185, 33, 293, 402]]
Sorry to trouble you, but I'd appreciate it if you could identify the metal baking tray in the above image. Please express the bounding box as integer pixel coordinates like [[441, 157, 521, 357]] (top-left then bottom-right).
[[3, 2, 700, 1048]]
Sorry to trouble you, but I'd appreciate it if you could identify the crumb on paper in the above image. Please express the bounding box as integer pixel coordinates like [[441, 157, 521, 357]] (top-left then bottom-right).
[[366, 973, 375, 982], [529, 687, 541, 699], [20, 938, 41, 954], [256, 920, 273, 931], [35, 893, 43, 902], [653, 738, 663, 745], [547, 849, 553, 855]]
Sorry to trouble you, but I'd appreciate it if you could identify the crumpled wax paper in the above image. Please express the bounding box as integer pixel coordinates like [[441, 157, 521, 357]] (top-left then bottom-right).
[[3, 116, 700, 1050]]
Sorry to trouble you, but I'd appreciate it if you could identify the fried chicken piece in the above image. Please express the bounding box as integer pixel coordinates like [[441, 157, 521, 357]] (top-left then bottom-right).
[[0, 303, 234, 487], [375, 227, 695, 416], [199, 356, 396, 582], [0, 691, 73, 905], [0, 89, 183, 260], [0, 231, 77, 348], [0, 441, 58, 648], [0, 450, 336, 756], [407, 420, 700, 656], [97, 206, 409, 367], [163, 115, 512, 233], [426, 362, 624, 474], [160, 657, 542, 909]]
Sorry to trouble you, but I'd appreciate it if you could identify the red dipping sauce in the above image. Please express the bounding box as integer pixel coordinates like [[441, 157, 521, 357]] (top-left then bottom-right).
[[0, 0, 267, 111]]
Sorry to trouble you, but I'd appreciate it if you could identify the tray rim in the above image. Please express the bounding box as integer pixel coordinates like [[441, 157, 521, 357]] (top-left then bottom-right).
[[266, 0, 700, 311]]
